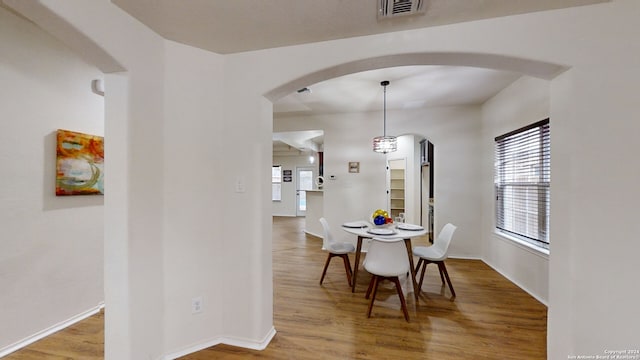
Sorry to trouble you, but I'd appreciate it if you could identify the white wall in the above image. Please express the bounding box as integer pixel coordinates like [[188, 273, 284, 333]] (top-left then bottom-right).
[[275, 106, 483, 259], [389, 106, 484, 259], [243, 2, 640, 356], [481, 76, 551, 304], [162, 40, 227, 356], [276, 112, 386, 246], [9, 1, 640, 359], [5, 2, 170, 358], [0, 6, 104, 354]]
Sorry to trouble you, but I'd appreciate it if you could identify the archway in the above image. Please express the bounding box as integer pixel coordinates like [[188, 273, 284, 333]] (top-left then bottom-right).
[[267, 51, 562, 347], [268, 52, 564, 235], [266, 52, 565, 102]]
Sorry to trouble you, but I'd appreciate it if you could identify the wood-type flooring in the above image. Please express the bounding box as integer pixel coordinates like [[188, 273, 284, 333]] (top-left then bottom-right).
[[5, 216, 547, 359]]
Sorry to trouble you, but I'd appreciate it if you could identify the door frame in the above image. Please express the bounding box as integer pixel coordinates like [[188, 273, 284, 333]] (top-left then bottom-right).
[[296, 166, 315, 217]]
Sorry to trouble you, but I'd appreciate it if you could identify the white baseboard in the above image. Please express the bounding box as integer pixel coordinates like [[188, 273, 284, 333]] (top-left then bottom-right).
[[163, 326, 277, 360], [445, 256, 547, 306], [482, 260, 548, 306], [0, 302, 105, 358], [448, 255, 482, 260], [303, 230, 322, 238]]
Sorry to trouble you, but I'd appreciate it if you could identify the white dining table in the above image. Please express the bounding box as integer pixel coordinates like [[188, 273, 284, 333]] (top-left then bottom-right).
[[341, 221, 428, 299]]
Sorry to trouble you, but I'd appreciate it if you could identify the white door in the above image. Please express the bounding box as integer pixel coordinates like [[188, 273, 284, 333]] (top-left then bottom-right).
[[296, 167, 314, 216]]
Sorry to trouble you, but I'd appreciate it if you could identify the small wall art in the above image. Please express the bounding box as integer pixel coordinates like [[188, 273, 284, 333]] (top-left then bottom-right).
[[283, 169, 292, 182], [348, 161, 360, 173], [56, 129, 104, 196]]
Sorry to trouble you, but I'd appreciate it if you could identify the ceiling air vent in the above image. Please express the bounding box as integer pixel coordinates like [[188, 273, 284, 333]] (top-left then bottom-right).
[[378, 0, 425, 19]]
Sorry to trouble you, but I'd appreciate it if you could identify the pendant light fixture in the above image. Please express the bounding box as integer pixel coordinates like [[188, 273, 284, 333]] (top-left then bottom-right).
[[373, 80, 397, 154]]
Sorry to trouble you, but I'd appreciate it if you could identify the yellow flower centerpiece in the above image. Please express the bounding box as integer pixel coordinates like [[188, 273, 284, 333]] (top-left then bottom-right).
[[371, 209, 393, 226]]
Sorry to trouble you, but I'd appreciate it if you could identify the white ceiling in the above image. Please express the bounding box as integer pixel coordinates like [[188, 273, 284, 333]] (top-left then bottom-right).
[[112, 0, 606, 55], [109, 0, 606, 151], [273, 130, 324, 156], [272, 64, 520, 154], [273, 65, 522, 116]]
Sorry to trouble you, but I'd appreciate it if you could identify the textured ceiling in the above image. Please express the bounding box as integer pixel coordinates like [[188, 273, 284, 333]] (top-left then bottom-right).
[[273, 65, 522, 116], [112, 0, 607, 54], [109, 0, 605, 115], [107, 0, 607, 151]]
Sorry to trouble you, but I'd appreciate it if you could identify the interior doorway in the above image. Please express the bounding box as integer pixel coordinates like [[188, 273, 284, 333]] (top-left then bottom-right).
[[420, 139, 434, 242], [421, 164, 430, 226], [387, 158, 406, 221]]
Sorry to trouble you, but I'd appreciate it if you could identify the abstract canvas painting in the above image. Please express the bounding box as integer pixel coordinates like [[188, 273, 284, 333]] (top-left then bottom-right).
[[56, 129, 104, 196]]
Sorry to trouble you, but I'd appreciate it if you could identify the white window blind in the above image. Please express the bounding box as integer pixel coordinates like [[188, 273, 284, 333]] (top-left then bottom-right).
[[494, 119, 550, 248]]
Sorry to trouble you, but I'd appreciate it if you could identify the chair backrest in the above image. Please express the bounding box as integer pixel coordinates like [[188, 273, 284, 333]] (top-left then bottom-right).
[[319, 217, 333, 250], [433, 223, 457, 257], [364, 238, 410, 277]]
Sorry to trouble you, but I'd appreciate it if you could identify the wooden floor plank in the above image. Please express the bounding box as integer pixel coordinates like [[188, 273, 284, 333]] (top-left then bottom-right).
[[4, 216, 547, 359]]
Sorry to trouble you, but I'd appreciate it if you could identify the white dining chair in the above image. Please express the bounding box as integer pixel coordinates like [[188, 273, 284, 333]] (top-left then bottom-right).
[[319, 217, 355, 286], [413, 223, 457, 297], [364, 238, 410, 322]]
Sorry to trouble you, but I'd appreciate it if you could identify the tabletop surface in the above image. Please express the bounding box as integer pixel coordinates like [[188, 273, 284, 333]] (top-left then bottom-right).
[[341, 221, 427, 240]]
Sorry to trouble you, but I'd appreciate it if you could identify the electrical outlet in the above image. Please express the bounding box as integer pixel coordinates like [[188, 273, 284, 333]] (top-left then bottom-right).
[[192, 296, 203, 314]]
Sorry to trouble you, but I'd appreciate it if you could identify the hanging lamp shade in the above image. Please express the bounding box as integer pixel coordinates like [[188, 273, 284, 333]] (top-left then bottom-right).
[[373, 136, 397, 153], [373, 80, 397, 154]]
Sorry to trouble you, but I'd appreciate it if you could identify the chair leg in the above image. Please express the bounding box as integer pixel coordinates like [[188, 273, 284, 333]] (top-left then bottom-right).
[[319, 253, 332, 285], [418, 260, 428, 292], [391, 276, 410, 322], [341, 254, 353, 287], [365, 275, 375, 299], [437, 262, 446, 285], [367, 276, 380, 318], [320, 253, 353, 287], [414, 258, 424, 274], [438, 261, 456, 297], [414, 258, 424, 291]]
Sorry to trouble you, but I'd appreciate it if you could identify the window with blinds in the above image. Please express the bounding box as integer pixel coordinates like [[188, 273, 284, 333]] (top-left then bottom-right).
[[494, 119, 550, 249], [272, 165, 282, 201]]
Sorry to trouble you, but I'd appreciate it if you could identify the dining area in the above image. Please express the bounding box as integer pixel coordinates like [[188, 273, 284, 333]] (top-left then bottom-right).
[[174, 216, 549, 359], [318, 211, 457, 323]]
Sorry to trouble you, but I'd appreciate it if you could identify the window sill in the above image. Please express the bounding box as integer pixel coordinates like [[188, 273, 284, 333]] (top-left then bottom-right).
[[494, 230, 549, 259]]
